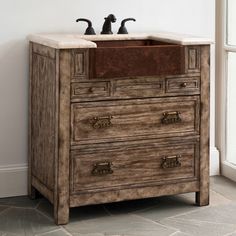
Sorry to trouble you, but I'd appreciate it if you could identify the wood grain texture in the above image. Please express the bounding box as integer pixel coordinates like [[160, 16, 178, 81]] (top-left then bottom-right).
[[112, 77, 165, 98], [71, 49, 89, 80], [71, 96, 200, 145], [70, 181, 200, 207], [30, 46, 56, 191], [70, 75, 203, 102], [196, 45, 210, 206], [71, 81, 111, 101], [28, 42, 36, 199], [165, 76, 200, 95], [33, 43, 56, 59], [53, 50, 71, 225], [32, 176, 54, 204], [185, 46, 201, 73], [70, 139, 199, 194]]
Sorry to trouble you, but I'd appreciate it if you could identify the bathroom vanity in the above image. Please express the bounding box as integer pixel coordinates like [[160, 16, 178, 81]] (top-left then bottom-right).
[[28, 33, 212, 225]]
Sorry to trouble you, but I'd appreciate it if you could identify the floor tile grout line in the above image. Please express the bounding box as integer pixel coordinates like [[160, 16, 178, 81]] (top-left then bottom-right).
[[34, 198, 44, 209], [130, 213, 180, 232], [128, 203, 162, 214], [168, 231, 185, 236], [35, 228, 63, 236], [0, 203, 39, 209], [210, 189, 235, 202], [162, 205, 212, 220], [162, 216, 236, 227], [60, 227, 74, 236], [0, 206, 12, 216], [35, 207, 55, 222], [223, 229, 236, 236]]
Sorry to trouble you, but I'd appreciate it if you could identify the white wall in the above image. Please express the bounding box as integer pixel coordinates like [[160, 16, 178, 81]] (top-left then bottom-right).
[[0, 0, 216, 197]]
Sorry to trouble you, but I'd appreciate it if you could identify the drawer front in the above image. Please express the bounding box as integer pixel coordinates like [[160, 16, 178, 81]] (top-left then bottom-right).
[[113, 77, 165, 98], [71, 96, 200, 145], [71, 82, 110, 101], [166, 76, 200, 94], [70, 140, 199, 193]]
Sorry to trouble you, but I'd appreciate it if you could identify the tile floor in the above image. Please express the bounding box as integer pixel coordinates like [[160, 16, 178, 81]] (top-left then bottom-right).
[[0, 176, 236, 236]]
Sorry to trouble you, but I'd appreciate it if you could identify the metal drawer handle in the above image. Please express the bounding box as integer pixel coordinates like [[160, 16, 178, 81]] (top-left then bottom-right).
[[161, 155, 182, 169], [161, 111, 181, 124], [91, 161, 113, 176], [90, 115, 113, 129], [181, 82, 187, 88]]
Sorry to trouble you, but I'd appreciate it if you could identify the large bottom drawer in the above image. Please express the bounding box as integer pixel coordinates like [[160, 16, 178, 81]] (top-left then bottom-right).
[[70, 139, 199, 194]]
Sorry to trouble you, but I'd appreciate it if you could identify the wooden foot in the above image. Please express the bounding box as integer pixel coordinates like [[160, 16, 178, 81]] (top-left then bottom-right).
[[195, 191, 209, 206], [54, 204, 69, 225]]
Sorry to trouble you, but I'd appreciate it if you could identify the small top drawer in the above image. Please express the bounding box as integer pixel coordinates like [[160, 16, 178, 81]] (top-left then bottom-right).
[[166, 76, 200, 94], [71, 82, 110, 101], [113, 77, 164, 98]]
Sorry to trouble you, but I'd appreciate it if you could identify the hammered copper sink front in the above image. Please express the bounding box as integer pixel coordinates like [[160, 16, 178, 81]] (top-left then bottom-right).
[[89, 40, 185, 79]]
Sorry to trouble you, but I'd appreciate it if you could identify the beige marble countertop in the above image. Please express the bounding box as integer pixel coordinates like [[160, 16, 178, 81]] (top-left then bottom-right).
[[28, 32, 214, 49]]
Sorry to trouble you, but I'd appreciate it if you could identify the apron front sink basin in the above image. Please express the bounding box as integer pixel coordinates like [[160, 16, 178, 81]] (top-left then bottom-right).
[[89, 39, 185, 79]]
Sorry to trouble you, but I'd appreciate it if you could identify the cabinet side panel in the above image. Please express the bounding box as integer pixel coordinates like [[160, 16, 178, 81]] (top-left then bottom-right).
[[54, 50, 71, 225], [30, 44, 57, 191], [196, 45, 210, 205]]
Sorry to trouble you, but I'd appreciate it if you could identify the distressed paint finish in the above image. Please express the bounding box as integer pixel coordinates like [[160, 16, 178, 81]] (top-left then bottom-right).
[[71, 96, 200, 145], [29, 42, 210, 225], [54, 50, 71, 225], [196, 45, 210, 206], [70, 139, 199, 193], [30, 44, 56, 191], [70, 181, 200, 207]]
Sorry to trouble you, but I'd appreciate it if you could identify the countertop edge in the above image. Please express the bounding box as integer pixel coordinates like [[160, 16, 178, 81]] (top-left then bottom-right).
[[28, 33, 214, 49]]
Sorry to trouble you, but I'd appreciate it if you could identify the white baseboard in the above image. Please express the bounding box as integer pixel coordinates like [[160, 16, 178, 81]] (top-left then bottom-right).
[[0, 147, 220, 198], [210, 146, 220, 176], [0, 164, 28, 198], [221, 161, 236, 182]]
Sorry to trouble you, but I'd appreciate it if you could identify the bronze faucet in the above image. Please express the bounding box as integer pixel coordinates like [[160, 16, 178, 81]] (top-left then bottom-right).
[[118, 18, 136, 34], [76, 18, 96, 35], [101, 14, 117, 34]]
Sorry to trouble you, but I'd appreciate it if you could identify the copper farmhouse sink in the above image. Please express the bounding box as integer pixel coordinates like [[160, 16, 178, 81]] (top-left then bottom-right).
[[89, 39, 185, 79]]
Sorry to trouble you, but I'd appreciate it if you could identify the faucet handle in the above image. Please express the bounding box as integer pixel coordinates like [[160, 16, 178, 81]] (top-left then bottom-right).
[[118, 18, 136, 34], [76, 18, 96, 35]]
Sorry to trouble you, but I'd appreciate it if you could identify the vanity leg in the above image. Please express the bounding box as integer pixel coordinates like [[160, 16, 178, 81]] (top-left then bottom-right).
[[195, 190, 209, 206], [53, 49, 70, 225], [54, 203, 69, 225], [196, 45, 210, 207]]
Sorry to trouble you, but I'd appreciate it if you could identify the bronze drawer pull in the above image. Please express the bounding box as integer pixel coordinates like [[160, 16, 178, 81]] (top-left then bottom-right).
[[90, 115, 113, 129], [161, 111, 181, 124], [161, 155, 181, 169], [91, 161, 113, 176], [181, 82, 187, 88]]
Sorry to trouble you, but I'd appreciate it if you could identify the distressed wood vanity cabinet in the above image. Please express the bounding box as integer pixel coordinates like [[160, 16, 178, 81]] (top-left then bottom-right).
[[29, 36, 210, 225]]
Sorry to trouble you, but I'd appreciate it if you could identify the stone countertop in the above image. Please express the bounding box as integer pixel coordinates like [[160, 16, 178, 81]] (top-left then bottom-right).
[[28, 32, 214, 49]]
